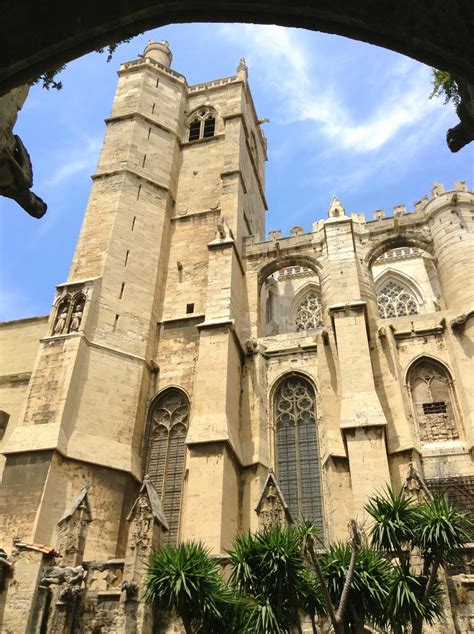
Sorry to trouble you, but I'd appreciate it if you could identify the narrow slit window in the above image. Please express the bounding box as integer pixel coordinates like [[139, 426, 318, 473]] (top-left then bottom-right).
[[151, 103, 155, 114], [131, 216, 136, 231], [147, 127, 151, 140], [119, 283, 125, 300], [142, 154, 147, 168], [124, 250, 130, 267], [156, 78, 160, 88], [113, 314, 120, 332], [137, 185, 141, 201], [186, 303, 194, 314]]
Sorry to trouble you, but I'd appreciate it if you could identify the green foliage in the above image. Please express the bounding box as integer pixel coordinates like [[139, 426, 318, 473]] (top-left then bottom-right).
[[32, 65, 66, 91], [366, 487, 416, 558], [228, 524, 319, 632], [430, 69, 461, 107], [366, 489, 473, 633], [144, 541, 238, 632], [322, 543, 394, 629]]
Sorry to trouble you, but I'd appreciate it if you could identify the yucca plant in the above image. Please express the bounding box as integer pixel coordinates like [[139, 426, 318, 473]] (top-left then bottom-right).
[[144, 541, 240, 633], [228, 523, 323, 633], [366, 488, 473, 634]]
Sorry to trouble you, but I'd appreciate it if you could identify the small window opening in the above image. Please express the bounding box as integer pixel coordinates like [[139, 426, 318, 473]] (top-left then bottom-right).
[[119, 282, 125, 300], [142, 154, 147, 168], [113, 314, 120, 332], [151, 103, 156, 114], [156, 78, 160, 88], [422, 401, 447, 415], [188, 120, 201, 142], [124, 250, 130, 267], [186, 303, 194, 314], [131, 216, 136, 231], [137, 185, 141, 201], [147, 127, 151, 140]]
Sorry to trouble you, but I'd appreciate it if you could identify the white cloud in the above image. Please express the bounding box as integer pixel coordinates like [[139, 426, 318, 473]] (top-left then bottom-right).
[[219, 24, 445, 153], [46, 135, 101, 187]]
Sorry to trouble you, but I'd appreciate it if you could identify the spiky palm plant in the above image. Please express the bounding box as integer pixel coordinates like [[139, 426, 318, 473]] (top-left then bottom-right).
[[144, 541, 237, 633], [228, 524, 322, 633], [366, 489, 473, 634]]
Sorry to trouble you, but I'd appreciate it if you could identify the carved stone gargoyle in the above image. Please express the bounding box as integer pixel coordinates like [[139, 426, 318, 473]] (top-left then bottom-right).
[[402, 463, 431, 504], [255, 469, 293, 529], [0, 86, 46, 218]]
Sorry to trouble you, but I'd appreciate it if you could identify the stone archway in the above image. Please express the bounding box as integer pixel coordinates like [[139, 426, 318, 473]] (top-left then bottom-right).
[[1, 1, 473, 94]]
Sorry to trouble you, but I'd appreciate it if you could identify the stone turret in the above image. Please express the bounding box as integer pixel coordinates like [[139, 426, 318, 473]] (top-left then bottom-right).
[[142, 39, 172, 67]]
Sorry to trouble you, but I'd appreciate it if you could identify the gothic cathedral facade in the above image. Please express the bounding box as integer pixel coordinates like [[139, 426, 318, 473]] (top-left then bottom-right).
[[0, 40, 473, 632]]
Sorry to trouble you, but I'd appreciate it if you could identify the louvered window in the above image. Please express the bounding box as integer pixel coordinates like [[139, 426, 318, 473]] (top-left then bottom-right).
[[188, 108, 216, 141], [275, 376, 324, 535], [147, 389, 189, 544]]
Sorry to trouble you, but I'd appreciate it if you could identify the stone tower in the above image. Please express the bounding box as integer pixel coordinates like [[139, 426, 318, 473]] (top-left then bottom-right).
[[0, 42, 473, 632]]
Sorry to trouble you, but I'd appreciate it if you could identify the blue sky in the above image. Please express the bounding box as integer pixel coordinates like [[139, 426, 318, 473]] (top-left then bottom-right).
[[0, 23, 472, 321]]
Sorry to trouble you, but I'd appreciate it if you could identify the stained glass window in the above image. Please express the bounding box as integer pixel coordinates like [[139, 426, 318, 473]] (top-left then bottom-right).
[[377, 279, 419, 319], [295, 292, 323, 331], [147, 389, 189, 544], [275, 376, 324, 534]]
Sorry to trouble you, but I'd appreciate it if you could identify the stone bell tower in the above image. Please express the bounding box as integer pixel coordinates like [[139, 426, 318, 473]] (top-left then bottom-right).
[[0, 39, 267, 563]]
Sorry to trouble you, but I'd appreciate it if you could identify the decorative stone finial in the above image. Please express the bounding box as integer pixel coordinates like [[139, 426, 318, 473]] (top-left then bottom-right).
[[143, 39, 173, 67], [327, 195, 345, 218], [236, 58, 248, 80]]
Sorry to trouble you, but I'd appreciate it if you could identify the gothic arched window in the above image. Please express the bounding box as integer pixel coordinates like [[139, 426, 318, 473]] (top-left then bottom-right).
[[408, 359, 459, 443], [147, 389, 189, 544], [274, 376, 324, 534], [295, 291, 323, 331], [377, 279, 419, 319], [188, 108, 216, 141]]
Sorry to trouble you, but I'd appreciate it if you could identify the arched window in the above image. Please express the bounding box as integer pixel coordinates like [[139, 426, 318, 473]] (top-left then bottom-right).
[[376, 278, 419, 319], [408, 359, 459, 443], [188, 108, 216, 141], [274, 376, 324, 534], [295, 291, 323, 331], [147, 389, 189, 544]]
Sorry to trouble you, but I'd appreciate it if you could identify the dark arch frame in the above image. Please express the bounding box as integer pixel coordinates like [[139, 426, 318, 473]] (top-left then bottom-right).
[[258, 255, 322, 294], [1, 2, 474, 97]]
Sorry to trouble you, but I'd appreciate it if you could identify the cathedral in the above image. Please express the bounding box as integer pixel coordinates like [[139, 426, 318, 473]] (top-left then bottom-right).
[[0, 40, 473, 632]]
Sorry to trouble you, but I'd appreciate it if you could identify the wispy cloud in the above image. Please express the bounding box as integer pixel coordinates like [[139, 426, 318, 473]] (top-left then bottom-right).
[[46, 135, 101, 187], [220, 24, 444, 154]]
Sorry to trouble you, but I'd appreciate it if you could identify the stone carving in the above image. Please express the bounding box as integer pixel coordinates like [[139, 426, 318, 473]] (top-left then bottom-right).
[[69, 301, 84, 332], [53, 305, 69, 335], [403, 463, 430, 504], [245, 338, 258, 354], [121, 580, 139, 601], [88, 561, 123, 592], [51, 291, 87, 336], [256, 470, 292, 529], [57, 486, 92, 566], [41, 565, 86, 587], [450, 308, 474, 332], [215, 216, 231, 240]]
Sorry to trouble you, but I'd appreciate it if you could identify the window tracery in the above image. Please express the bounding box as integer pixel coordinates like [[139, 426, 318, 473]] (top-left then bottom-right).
[[409, 360, 459, 443], [295, 292, 323, 331], [275, 376, 323, 534], [188, 108, 216, 141], [376, 279, 419, 319], [147, 389, 189, 544]]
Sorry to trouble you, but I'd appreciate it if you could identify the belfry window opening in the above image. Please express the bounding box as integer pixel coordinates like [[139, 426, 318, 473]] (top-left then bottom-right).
[[188, 109, 216, 141]]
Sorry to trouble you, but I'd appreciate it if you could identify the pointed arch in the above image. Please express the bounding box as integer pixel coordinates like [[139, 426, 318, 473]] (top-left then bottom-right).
[[289, 281, 324, 332], [52, 294, 72, 335], [374, 269, 422, 319], [406, 356, 460, 443], [187, 106, 217, 141], [272, 373, 324, 536], [146, 387, 190, 544]]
